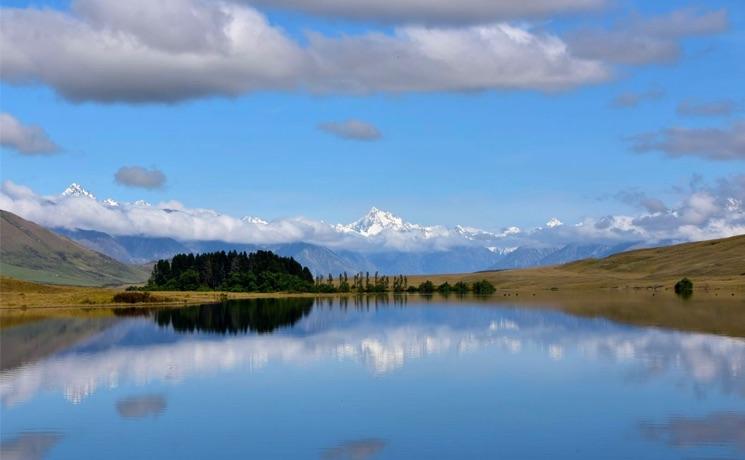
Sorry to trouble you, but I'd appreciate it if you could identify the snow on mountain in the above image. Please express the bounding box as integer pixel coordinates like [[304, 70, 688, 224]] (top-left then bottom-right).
[[241, 216, 269, 225], [49, 184, 579, 255], [61, 183, 96, 200], [338, 207, 415, 236], [545, 217, 563, 228]]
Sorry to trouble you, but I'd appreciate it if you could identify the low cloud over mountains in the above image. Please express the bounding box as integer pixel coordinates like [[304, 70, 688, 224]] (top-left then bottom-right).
[[1, 177, 743, 255]]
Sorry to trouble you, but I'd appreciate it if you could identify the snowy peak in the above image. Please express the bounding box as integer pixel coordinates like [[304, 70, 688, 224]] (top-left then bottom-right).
[[546, 217, 563, 228], [241, 216, 268, 225], [61, 183, 96, 200], [343, 207, 413, 236], [102, 198, 119, 207]]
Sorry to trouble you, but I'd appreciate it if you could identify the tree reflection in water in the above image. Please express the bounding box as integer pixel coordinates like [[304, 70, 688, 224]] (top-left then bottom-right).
[[153, 298, 314, 335]]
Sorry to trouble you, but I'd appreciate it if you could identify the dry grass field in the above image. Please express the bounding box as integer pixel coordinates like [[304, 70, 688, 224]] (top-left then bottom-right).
[[408, 234, 745, 293]]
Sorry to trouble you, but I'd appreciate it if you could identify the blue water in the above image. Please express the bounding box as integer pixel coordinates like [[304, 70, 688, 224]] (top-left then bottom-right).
[[1, 297, 744, 459]]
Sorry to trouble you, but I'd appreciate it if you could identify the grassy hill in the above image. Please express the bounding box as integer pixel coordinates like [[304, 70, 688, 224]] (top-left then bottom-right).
[[563, 235, 745, 278], [0, 210, 149, 286], [409, 234, 745, 291]]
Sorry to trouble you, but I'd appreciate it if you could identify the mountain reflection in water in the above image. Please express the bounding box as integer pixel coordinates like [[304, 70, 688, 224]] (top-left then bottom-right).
[[1, 296, 744, 459]]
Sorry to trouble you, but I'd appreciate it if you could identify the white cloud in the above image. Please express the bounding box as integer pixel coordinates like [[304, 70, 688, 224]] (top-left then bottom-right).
[[115, 166, 167, 189], [677, 99, 738, 117], [0, 0, 608, 103], [305, 24, 607, 94], [0, 113, 59, 155], [611, 87, 663, 108], [1, 176, 744, 252], [318, 120, 382, 141], [246, 0, 606, 24], [568, 9, 727, 65], [630, 121, 745, 161]]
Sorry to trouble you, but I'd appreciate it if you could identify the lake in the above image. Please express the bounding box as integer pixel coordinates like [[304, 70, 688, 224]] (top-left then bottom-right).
[[1, 295, 744, 459]]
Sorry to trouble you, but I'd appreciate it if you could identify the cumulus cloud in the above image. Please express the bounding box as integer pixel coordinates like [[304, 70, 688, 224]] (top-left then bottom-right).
[[615, 189, 668, 214], [677, 99, 738, 117], [630, 121, 745, 161], [0, 113, 59, 155], [568, 8, 727, 65], [247, 0, 606, 24], [318, 120, 381, 141], [611, 88, 663, 108], [0, 0, 608, 103], [115, 166, 167, 189], [305, 24, 607, 94]]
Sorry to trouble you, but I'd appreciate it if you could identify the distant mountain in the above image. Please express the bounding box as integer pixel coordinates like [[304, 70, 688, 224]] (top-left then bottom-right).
[[491, 247, 558, 269], [53, 228, 190, 264], [53, 225, 647, 276], [34, 184, 660, 275], [0, 210, 149, 286]]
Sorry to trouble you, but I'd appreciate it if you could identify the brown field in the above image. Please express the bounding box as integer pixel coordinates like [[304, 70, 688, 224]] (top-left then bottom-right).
[[0, 276, 329, 310]]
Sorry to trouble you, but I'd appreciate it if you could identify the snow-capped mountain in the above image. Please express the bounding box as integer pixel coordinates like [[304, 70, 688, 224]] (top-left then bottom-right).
[[545, 218, 563, 228], [61, 183, 96, 200], [337, 207, 418, 236], [9, 182, 662, 274], [241, 216, 269, 225], [50, 184, 548, 253]]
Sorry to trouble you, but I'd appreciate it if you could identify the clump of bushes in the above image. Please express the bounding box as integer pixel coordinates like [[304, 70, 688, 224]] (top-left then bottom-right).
[[472, 280, 496, 295], [674, 278, 693, 297], [404, 279, 496, 295], [453, 281, 469, 294], [418, 280, 436, 293], [113, 292, 160, 304]]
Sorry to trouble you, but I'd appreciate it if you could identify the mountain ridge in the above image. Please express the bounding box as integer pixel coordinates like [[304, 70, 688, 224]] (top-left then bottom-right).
[[0, 210, 149, 286]]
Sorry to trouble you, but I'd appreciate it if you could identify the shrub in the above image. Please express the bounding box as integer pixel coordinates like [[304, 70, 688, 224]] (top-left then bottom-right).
[[674, 278, 693, 297], [472, 280, 496, 295], [418, 280, 435, 293], [113, 292, 154, 304], [453, 281, 469, 294], [437, 282, 451, 294]]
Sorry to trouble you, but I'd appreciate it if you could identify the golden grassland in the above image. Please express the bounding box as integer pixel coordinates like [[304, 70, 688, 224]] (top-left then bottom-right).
[[408, 234, 745, 292], [0, 276, 330, 311]]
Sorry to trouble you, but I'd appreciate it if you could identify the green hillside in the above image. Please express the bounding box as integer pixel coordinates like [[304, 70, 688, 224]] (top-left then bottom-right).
[[0, 210, 149, 286]]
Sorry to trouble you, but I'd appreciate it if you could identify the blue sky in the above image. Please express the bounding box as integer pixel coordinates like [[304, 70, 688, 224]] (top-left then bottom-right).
[[0, 0, 743, 232]]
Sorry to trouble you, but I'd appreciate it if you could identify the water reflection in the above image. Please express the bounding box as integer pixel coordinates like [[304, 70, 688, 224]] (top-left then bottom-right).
[[640, 412, 745, 453], [0, 432, 62, 460], [116, 394, 167, 419], [153, 298, 313, 335], [322, 438, 386, 460], [1, 298, 744, 408]]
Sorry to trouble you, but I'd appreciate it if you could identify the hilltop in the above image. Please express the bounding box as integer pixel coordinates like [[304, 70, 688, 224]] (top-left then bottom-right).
[[409, 234, 745, 291], [0, 210, 149, 286]]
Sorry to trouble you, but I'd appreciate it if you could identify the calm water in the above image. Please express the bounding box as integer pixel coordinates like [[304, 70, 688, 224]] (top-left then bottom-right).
[[1, 296, 744, 459]]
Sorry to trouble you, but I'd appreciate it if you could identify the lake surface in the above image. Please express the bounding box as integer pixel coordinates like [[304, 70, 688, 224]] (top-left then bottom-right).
[[1, 296, 744, 459]]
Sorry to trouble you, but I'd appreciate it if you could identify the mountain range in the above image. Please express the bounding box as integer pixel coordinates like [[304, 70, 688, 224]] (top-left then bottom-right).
[[4, 183, 669, 276]]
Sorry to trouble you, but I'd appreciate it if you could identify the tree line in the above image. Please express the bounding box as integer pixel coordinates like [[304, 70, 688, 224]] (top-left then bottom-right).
[[143, 250, 496, 295], [145, 250, 315, 292]]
